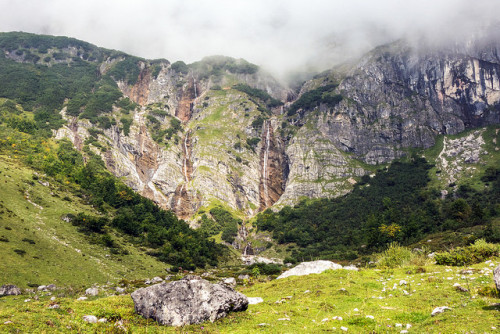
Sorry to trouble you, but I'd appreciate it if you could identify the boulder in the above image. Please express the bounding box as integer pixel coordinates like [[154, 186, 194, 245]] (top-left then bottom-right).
[[494, 264, 500, 293], [131, 275, 248, 326], [85, 287, 99, 296], [0, 284, 21, 296], [277, 260, 342, 279], [221, 277, 236, 287]]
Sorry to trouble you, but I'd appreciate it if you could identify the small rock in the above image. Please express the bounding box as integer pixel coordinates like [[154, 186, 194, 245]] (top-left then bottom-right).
[[4, 321, 13, 325], [400, 330, 408, 334], [50, 297, 56, 301], [366, 315, 374, 319], [277, 318, 290, 321], [77, 296, 88, 301], [258, 323, 269, 326], [431, 306, 451, 316], [304, 290, 310, 294], [343, 265, 358, 271], [353, 308, 359, 312], [222, 277, 236, 287], [98, 318, 107, 323], [37, 285, 47, 291], [83, 315, 98, 323], [453, 283, 468, 292], [332, 316, 343, 320], [341, 326, 348, 331], [0, 285, 21, 296], [238, 274, 250, 280], [115, 287, 125, 294], [151, 277, 163, 284], [399, 280, 407, 286], [406, 324, 412, 329], [46, 284, 56, 291], [321, 318, 329, 322], [85, 287, 98, 296], [248, 297, 264, 305], [395, 323, 403, 327], [48, 304, 60, 309], [24, 299, 31, 302]]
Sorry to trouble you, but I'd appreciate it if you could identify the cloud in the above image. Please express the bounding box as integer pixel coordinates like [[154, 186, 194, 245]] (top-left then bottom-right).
[[0, 0, 498, 78]]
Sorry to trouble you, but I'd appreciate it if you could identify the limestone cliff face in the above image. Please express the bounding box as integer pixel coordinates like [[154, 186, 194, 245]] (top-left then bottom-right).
[[53, 35, 500, 219], [317, 38, 500, 164]]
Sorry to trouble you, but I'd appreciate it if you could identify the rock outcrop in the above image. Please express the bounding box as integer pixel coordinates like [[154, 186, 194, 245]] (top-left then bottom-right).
[[131, 275, 248, 326], [277, 260, 343, 279]]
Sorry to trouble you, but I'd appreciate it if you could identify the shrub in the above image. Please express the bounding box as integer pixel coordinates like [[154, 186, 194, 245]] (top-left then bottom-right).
[[435, 239, 499, 266], [375, 242, 413, 268]]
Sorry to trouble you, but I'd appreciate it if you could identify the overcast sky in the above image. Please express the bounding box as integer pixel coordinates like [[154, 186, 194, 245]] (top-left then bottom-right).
[[0, 0, 498, 78]]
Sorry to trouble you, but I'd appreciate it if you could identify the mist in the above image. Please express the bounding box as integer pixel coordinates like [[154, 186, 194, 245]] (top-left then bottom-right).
[[0, 0, 498, 79]]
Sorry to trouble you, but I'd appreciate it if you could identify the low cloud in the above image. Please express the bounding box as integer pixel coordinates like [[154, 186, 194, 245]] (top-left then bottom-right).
[[0, 0, 498, 78]]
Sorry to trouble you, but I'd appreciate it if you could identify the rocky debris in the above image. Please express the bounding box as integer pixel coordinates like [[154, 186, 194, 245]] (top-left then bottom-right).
[[248, 297, 264, 305], [131, 275, 248, 326], [0, 284, 21, 296], [431, 306, 451, 316], [48, 304, 60, 309], [83, 315, 98, 323], [494, 264, 500, 293], [37, 284, 56, 292], [238, 274, 250, 280], [85, 287, 99, 296], [277, 260, 342, 279], [242, 255, 283, 266]]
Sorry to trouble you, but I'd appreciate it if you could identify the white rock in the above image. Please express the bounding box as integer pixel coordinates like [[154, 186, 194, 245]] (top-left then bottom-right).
[[343, 265, 359, 271], [341, 326, 348, 331], [24, 299, 31, 302], [98, 318, 107, 323], [248, 297, 264, 305], [83, 315, 98, 323], [85, 287, 98, 296], [431, 306, 451, 316], [353, 308, 359, 312], [222, 277, 237, 287], [400, 330, 408, 334], [277, 260, 342, 279], [332, 316, 343, 320], [277, 318, 290, 321], [395, 323, 403, 327], [77, 296, 88, 301], [321, 318, 329, 322], [399, 280, 407, 285], [50, 297, 56, 301], [406, 324, 412, 329], [366, 315, 374, 319]]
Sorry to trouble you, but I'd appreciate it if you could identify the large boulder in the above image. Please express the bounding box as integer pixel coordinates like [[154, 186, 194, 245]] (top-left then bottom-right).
[[494, 264, 500, 293], [277, 260, 342, 279], [0, 284, 21, 296], [131, 275, 248, 326]]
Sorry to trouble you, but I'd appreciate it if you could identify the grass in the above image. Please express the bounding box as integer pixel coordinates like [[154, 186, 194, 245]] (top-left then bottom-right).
[[0, 156, 168, 289], [0, 259, 498, 333]]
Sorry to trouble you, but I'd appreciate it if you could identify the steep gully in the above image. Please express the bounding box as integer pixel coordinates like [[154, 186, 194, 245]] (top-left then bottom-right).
[[172, 75, 200, 218]]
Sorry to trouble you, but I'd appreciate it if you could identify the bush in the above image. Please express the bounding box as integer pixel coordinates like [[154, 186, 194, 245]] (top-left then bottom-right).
[[375, 242, 413, 268], [435, 239, 499, 266]]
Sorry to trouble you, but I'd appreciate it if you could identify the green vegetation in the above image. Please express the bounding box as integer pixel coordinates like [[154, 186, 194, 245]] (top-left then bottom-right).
[[199, 207, 242, 244], [255, 156, 500, 262], [0, 254, 498, 333], [434, 239, 499, 266], [287, 84, 342, 116], [107, 56, 143, 85], [233, 83, 283, 109], [190, 56, 259, 80]]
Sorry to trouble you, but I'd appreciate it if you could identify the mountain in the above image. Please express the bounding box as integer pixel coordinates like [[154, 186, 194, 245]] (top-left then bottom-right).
[[0, 31, 499, 263]]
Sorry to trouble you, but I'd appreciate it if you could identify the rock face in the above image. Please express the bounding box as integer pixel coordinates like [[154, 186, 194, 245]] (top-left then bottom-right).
[[494, 264, 500, 293], [131, 275, 248, 326], [45, 31, 500, 219], [277, 260, 343, 279], [0, 284, 21, 296]]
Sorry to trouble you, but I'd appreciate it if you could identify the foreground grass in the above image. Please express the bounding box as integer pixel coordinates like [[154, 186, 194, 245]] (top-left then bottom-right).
[[1, 260, 498, 333]]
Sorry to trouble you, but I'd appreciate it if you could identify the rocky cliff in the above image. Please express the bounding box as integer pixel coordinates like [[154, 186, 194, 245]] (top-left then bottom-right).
[[20, 32, 497, 219]]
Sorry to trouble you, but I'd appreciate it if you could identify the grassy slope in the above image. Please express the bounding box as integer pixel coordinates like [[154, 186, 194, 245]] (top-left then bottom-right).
[[0, 156, 168, 289], [0, 260, 498, 333]]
